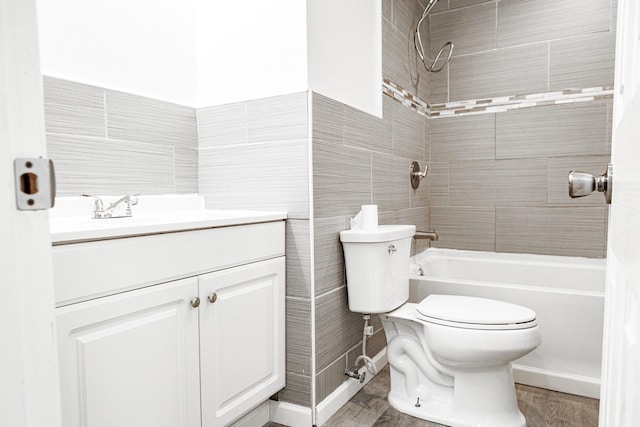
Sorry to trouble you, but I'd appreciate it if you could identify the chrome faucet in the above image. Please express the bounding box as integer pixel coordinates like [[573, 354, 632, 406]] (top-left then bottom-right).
[[415, 230, 438, 241], [82, 194, 139, 219]]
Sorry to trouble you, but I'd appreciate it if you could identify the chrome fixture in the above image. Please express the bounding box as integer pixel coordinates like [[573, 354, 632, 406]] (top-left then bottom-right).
[[415, 0, 453, 73], [82, 193, 139, 218], [415, 230, 438, 241], [345, 368, 366, 383], [410, 161, 428, 189], [568, 164, 613, 204]]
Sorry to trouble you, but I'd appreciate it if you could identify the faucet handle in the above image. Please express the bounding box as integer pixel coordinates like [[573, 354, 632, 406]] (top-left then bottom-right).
[[123, 194, 139, 215], [81, 193, 104, 211]]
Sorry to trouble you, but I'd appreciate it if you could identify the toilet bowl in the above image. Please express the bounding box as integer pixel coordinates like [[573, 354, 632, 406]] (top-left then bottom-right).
[[381, 297, 540, 427], [339, 224, 541, 427]]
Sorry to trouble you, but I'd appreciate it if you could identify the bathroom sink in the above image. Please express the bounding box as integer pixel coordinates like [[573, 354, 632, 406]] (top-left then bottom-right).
[[50, 195, 286, 244]]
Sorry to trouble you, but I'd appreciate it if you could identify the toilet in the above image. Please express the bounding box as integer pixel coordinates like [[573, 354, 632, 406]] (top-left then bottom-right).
[[340, 224, 541, 427]]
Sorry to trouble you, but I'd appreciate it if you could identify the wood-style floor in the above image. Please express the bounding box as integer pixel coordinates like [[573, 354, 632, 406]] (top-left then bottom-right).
[[267, 365, 599, 426]]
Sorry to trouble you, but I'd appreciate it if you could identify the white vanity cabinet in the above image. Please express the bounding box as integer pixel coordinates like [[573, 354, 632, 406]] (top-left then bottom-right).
[[56, 277, 202, 427], [199, 258, 284, 427], [53, 218, 285, 427]]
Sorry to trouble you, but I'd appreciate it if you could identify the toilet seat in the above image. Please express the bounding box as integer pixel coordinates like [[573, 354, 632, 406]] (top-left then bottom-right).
[[416, 294, 537, 330]]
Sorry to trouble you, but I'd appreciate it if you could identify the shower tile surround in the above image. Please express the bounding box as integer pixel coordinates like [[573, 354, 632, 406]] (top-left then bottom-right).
[[44, 0, 616, 421], [382, 0, 614, 261]]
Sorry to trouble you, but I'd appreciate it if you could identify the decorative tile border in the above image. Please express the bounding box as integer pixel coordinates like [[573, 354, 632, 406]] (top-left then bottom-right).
[[382, 77, 430, 117], [382, 77, 614, 118]]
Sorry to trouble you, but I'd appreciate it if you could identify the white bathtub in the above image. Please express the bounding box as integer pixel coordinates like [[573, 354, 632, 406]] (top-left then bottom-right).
[[409, 248, 605, 399]]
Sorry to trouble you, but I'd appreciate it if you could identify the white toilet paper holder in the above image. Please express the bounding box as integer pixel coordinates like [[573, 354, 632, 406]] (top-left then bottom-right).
[[410, 161, 428, 189]]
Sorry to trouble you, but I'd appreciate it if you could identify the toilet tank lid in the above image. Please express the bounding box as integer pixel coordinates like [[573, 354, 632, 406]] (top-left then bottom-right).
[[340, 225, 416, 243], [416, 295, 536, 326]]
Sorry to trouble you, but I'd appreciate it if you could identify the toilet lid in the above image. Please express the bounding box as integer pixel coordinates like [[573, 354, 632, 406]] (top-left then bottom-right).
[[416, 295, 537, 330]]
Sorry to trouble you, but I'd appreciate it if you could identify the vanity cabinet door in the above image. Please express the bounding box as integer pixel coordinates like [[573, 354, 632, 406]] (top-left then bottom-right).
[[56, 277, 201, 427], [198, 257, 285, 427]]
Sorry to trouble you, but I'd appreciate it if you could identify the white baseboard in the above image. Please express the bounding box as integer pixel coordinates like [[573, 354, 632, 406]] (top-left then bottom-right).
[[269, 400, 313, 427], [513, 363, 601, 399], [315, 350, 388, 426]]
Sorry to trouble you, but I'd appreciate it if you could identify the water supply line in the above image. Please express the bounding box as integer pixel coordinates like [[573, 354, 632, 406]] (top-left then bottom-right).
[[415, 0, 453, 73], [345, 314, 378, 383]]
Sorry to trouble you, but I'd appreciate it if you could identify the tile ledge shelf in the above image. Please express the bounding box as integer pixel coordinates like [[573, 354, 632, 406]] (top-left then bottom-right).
[[382, 77, 614, 118]]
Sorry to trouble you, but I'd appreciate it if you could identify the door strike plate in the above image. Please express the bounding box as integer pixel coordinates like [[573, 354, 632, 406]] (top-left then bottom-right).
[[14, 158, 56, 210]]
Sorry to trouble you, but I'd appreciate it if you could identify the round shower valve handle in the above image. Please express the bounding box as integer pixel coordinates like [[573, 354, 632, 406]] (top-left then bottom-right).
[[410, 161, 428, 189]]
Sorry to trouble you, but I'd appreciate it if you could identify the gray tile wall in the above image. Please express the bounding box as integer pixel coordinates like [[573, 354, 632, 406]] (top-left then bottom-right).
[[427, 0, 617, 103], [382, 0, 431, 100], [44, 76, 198, 196], [428, 100, 611, 258], [311, 90, 431, 400], [420, 0, 613, 259]]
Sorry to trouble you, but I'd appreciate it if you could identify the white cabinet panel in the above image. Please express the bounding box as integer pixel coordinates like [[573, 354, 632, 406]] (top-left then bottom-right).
[[199, 257, 285, 427], [56, 278, 201, 427], [53, 221, 285, 306]]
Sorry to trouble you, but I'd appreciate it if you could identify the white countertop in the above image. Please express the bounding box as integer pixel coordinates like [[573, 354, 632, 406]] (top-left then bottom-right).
[[50, 195, 287, 244]]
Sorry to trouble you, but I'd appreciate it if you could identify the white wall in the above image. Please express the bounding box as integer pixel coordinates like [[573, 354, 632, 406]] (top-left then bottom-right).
[[307, 0, 382, 117], [195, 0, 308, 108], [36, 0, 197, 106], [37, 0, 381, 114]]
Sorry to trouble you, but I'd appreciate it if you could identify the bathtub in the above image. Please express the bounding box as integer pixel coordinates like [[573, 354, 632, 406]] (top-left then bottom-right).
[[409, 248, 605, 399]]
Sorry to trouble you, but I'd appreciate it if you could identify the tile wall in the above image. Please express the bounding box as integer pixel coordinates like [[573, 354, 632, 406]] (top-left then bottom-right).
[[421, 0, 615, 258], [44, 77, 198, 196], [311, 92, 430, 404], [382, 0, 434, 102], [426, 0, 617, 103]]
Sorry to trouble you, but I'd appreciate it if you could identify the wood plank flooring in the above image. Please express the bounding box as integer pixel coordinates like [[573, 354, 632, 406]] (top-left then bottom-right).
[[267, 365, 599, 426]]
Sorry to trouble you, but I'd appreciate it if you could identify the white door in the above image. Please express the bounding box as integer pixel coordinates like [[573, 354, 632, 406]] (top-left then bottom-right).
[[0, 1, 62, 426], [56, 278, 201, 427], [599, 1, 640, 425], [198, 257, 285, 427]]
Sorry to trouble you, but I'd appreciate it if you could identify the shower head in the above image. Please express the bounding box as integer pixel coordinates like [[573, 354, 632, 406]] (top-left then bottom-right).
[[421, 0, 439, 17], [415, 0, 453, 73]]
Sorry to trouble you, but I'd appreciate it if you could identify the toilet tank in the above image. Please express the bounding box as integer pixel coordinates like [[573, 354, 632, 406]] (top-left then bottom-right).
[[340, 225, 416, 314]]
